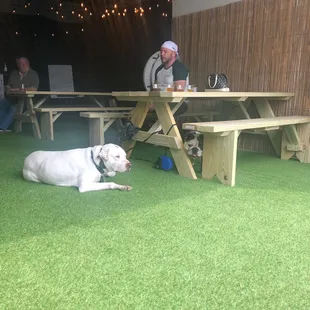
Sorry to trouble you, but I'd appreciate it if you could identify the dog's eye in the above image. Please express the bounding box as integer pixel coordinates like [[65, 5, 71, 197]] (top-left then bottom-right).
[[116, 155, 120, 158], [188, 144, 192, 147]]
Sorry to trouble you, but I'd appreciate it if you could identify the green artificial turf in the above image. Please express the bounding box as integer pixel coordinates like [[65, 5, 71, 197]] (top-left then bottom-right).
[[0, 115, 310, 309]]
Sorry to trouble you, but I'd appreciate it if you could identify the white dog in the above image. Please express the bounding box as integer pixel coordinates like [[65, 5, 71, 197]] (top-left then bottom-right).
[[23, 144, 132, 193]]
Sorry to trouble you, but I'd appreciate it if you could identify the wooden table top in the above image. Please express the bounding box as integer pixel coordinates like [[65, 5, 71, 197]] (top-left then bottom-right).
[[6, 91, 112, 97], [112, 91, 294, 99]]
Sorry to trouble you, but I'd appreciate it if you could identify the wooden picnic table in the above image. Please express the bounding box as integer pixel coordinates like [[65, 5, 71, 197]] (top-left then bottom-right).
[[6, 90, 113, 139], [112, 91, 294, 180]]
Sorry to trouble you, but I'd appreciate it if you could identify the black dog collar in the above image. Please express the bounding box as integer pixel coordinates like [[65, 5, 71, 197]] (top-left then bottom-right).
[[91, 150, 107, 175]]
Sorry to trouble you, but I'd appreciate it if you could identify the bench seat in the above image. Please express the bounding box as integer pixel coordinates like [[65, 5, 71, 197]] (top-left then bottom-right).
[[80, 111, 134, 146], [35, 106, 134, 141], [182, 116, 310, 187]]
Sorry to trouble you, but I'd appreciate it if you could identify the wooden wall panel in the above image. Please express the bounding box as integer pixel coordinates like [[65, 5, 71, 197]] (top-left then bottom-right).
[[172, 0, 310, 154]]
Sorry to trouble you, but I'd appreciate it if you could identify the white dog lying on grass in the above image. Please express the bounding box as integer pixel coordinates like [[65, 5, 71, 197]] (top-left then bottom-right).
[[23, 144, 132, 193]]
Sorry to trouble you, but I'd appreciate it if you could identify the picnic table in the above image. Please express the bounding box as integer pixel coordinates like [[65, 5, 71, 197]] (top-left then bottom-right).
[[112, 91, 295, 180], [6, 91, 116, 139]]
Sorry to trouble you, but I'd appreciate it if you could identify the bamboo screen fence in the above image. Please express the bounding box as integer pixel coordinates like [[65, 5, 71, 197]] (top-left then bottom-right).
[[172, 0, 309, 154]]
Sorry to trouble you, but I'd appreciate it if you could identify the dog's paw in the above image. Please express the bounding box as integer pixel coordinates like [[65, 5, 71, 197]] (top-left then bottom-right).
[[106, 171, 116, 177], [121, 185, 132, 191]]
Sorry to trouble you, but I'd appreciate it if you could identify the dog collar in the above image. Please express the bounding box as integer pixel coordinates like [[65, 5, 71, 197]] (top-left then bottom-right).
[[91, 150, 107, 175]]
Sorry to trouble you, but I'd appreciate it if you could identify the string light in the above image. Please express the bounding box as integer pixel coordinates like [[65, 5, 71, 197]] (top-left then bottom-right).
[[11, 1, 171, 24]]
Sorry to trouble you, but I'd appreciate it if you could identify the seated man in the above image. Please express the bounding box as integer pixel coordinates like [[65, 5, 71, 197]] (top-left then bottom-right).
[[0, 57, 39, 131], [6, 56, 39, 91], [150, 40, 189, 116]]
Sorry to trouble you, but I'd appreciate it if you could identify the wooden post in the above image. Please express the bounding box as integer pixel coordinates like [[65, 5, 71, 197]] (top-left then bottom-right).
[[40, 112, 54, 140], [202, 130, 239, 186]]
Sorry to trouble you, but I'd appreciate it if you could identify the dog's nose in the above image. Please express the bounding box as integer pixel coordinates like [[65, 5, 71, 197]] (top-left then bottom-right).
[[192, 147, 199, 155], [126, 162, 132, 170]]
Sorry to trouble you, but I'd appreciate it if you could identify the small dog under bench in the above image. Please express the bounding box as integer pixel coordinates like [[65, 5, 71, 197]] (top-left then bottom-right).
[[183, 116, 310, 186]]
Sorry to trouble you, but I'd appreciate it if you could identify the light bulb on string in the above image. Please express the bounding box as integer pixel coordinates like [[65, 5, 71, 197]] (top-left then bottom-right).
[[124, 9, 127, 13], [123, 12, 126, 16], [72, 11, 75, 14], [157, 4, 159, 7], [118, 12, 120, 16], [12, 9, 16, 13], [81, 3, 84, 8], [60, 3, 62, 7], [112, 10, 115, 13], [56, 11, 59, 14], [149, 7, 151, 10], [65, 31, 69, 34], [90, 12, 92, 16], [15, 31, 18, 35], [114, 4, 117, 9], [84, 7, 87, 11], [105, 9, 108, 13], [81, 28, 84, 32], [101, 14, 105, 18]]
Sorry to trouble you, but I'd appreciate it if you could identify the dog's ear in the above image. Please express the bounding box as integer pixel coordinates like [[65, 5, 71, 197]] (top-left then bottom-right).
[[192, 131, 202, 136], [184, 130, 202, 142], [92, 145, 108, 161]]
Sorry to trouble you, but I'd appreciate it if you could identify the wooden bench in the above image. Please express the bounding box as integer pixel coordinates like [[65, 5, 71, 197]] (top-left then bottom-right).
[[35, 106, 133, 140], [80, 111, 134, 146], [183, 116, 310, 186]]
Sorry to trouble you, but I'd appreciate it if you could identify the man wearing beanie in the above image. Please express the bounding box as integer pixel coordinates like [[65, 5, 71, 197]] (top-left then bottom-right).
[[150, 40, 189, 114]]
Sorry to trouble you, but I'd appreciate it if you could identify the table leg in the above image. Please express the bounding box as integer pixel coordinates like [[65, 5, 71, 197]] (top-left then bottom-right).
[[40, 112, 54, 140], [123, 101, 150, 157], [13, 97, 25, 132], [89, 118, 104, 146], [154, 101, 197, 180], [26, 98, 41, 139], [253, 98, 281, 156]]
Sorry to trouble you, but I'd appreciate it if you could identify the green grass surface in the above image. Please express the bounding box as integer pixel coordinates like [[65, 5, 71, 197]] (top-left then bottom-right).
[[1, 115, 310, 309]]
